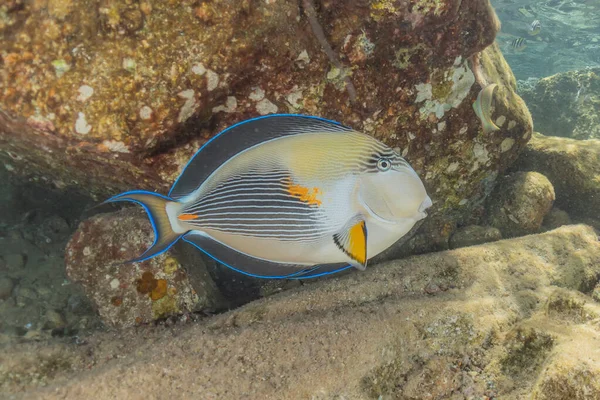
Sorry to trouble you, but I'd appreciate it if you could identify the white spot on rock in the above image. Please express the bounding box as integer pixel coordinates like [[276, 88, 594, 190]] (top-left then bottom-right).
[[508, 120, 517, 130], [437, 121, 446, 132], [102, 140, 130, 153], [249, 87, 265, 101], [177, 89, 198, 122], [206, 70, 219, 91], [122, 57, 136, 72], [459, 199, 468, 206], [192, 63, 206, 76], [414, 60, 475, 120], [446, 162, 459, 173], [83, 246, 91, 256], [139, 105, 153, 120], [75, 112, 91, 134], [495, 115, 506, 127], [296, 50, 310, 67], [77, 85, 94, 102], [472, 143, 490, 164], [212, 96, 238, 113], [110, 279, 120, 290], [500, 138, 515, 153], [415, 83, 432, 103], [286, 87, 303, 108], [256, 98, 278, 115]]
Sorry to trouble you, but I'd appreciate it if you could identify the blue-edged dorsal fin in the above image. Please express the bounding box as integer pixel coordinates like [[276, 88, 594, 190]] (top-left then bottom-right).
[[182, 231, 318, 279], [168, 114, 353, 200]]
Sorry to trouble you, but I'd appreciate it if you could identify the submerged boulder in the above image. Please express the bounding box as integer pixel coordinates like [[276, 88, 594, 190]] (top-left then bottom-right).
[[448, 224, 502, 249], [542, 207, 572, 232], [518, 68, 600, 140], [513, 132, 600, 221], [1, 0, 531, 253], [4, 225, 600, 398], [64, 207, 227, 328], [485, 171, 555, 238]]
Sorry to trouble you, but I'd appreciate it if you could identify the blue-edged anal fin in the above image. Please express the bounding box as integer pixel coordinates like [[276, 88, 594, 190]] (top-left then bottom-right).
[[104, 191, 183, 263], [333, 217, 368, 270], [182, 231, 325, 279]]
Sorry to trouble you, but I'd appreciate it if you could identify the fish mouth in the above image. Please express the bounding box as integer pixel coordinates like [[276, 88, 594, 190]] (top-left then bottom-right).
[[360, 195, 402, 225], [419, 196, 433, 213], [362, 195, 432, 224]]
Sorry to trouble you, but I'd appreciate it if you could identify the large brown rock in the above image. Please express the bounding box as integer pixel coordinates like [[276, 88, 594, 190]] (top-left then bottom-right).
[[64, 207, 227, 328], [1, 0, 532, 251], [3, 225, 600, 398]]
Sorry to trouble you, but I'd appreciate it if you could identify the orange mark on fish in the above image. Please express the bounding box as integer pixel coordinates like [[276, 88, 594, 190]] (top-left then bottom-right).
[[284, 177, 322, 206], [178, 213, 199, 221]]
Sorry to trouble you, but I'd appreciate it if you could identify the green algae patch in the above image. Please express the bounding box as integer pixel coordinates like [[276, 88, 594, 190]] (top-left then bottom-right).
[[361, 355, 412, 399], [500, 327, 554, 377], [393, 45, 426, 70], [151, 294, 179, 320], [412, 0, 447, 17], [545, 289, 598, 323], [0, 351, 73, 388]]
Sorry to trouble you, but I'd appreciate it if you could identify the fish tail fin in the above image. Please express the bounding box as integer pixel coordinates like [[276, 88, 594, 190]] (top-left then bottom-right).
[[104, 190, 184, 263]]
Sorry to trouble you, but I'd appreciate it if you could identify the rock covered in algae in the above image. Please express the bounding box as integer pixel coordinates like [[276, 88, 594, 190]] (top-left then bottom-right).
[[485, 171, 555, 237], [1, 0, 531, 254], [542, 207, 572, 232], [3, 225, 600, 398], [518, 67, 600, 140], [448, 224, 502, 249], [513, 132, 600, 221], [64, 207, 226, 328]]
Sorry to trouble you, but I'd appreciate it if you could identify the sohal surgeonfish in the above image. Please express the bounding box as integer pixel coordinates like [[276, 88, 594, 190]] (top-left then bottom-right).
[[104, 114, 432, 279]]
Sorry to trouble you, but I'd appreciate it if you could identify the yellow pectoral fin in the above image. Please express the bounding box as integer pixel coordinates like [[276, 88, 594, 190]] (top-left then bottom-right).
[[333, 218, 367, 270]]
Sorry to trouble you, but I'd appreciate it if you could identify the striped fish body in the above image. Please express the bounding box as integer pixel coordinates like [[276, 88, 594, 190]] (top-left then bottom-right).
[[175, 132, 412, 266], [529, 20, 541, 35], [511, 37, 527, 51], [104, 115, 432, 279]]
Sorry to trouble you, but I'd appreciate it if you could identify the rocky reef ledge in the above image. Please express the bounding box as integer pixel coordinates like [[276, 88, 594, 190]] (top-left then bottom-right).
[[2, 224, 599, 399]]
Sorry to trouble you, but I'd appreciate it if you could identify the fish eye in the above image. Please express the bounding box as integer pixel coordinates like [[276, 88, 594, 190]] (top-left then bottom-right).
[[377, 158, 391, 172]]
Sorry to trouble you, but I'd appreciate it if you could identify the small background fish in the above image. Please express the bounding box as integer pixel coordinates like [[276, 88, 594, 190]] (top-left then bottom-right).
[[473, 83, 501, 134], [511, 37, 527, 52], [529, 20, 541, 36], [104, 115, 432, 279]]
